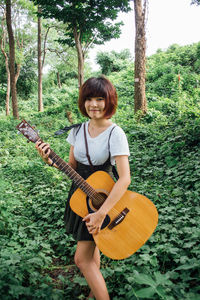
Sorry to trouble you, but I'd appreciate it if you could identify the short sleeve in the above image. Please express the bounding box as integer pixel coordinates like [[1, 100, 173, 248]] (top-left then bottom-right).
[[66, 128, 76, 146], [109, 126, 130, 163]]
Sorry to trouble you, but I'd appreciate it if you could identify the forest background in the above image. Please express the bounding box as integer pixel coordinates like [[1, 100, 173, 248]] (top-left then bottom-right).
[[0, 0, 200, 299]]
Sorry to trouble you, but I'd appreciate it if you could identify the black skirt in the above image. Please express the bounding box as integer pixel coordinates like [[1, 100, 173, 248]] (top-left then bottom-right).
[[64, 160, 114, 241]]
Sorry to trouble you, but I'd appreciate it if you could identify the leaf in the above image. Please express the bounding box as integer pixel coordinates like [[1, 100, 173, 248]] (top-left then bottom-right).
[[73, 276, 88, 287], [154, 272, 169, 285], [135, 287, 156, 298], [156, 286, 169, 299], [176, 263, 199, 271], [134, 273, 156, 287]]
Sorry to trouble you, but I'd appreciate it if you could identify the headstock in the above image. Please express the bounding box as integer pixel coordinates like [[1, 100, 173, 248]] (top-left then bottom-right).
[[16, 120, 40, 143]]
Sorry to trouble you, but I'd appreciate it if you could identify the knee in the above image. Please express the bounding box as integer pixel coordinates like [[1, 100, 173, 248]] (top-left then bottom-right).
[[74, 253, 87, 271]]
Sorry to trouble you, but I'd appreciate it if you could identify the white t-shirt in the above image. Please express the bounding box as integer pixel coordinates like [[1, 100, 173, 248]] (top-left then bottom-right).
[[67, 121, 130, 166]]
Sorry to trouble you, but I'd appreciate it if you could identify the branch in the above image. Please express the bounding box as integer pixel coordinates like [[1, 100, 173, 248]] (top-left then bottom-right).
[[42, 26, 50, 68], [0, 38, 7, 59], [83, 34, 96, 55], [143, 0, 149, 27], [44, 47, 65, 56]]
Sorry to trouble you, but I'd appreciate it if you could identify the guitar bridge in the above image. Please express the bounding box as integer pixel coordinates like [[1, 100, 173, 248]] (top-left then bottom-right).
[[108, 208, 130, 230]]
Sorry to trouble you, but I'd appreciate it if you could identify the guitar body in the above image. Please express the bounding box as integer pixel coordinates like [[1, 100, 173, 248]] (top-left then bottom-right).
[[70, 171, 158, 260]]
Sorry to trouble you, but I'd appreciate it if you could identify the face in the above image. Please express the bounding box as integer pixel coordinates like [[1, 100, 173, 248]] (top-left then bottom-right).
[[84, 97, 106, 119]]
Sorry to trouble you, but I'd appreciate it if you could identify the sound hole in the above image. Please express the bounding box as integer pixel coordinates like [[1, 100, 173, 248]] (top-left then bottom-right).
[[92, 192, 107, 210]]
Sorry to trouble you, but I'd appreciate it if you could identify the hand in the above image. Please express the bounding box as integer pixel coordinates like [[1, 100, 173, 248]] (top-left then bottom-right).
[[83, 210, 106, 235], [35, 141, 52, 165]]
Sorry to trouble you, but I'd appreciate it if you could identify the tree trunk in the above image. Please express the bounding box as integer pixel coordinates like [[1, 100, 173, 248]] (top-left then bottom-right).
[[6, 69, 10, 116], [134, 0, 147, 114], [73, 26, 84, 88], [6, 0, 19, 119], [15, 63, 21, 84], [38, 7, 43, 112], [57, 72, 62, 88], [1, 13, 10, 116]]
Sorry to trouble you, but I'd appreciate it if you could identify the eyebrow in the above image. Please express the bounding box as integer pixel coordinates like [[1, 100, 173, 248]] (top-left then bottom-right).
[[86, 97, 104, 100]]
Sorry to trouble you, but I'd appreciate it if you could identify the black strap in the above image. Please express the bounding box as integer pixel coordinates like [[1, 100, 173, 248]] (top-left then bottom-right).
[[54, 123, 82, 136], [83, 123, 94, 167]]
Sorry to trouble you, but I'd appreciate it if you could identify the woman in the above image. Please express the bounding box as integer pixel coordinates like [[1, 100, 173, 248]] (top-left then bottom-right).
[[36, 76, 131, 300]]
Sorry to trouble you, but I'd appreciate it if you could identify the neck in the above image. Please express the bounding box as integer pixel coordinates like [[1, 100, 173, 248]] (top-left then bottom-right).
[[89, 118, 112, 128]]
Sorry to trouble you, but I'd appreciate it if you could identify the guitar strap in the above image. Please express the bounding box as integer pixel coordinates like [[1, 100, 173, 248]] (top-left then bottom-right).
[[83, 123, 93, 167], [54, 123, 82, 136]]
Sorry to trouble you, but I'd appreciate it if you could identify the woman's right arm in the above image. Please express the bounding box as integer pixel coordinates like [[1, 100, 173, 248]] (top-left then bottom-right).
[[35, 142, 76, 170]]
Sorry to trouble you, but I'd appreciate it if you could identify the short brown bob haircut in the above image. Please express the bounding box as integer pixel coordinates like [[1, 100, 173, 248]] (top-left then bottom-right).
[[78, 76, 118, 119]]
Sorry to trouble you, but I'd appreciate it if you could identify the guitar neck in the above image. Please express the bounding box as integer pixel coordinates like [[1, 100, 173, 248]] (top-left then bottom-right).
[[49, 148, 98, 200], [16, 119, 101, 203]]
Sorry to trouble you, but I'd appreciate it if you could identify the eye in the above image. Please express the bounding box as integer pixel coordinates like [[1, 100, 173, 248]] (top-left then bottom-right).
[[96, 97, 104, 101]]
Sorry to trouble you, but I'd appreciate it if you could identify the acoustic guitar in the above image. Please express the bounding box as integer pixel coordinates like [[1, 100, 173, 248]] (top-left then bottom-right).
[[16, 120, 158, 260]]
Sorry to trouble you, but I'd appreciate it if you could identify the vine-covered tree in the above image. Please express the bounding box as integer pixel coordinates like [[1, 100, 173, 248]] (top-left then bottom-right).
[[0, 7, 10, 115], [31, 0, 131, 87], [37, 6, 43, 112], [133, 0, 147, 115], [5, 0, 19, 118]]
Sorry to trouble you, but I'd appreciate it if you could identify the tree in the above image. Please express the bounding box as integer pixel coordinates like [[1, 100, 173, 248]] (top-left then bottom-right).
[[1, 0, 32, 116], [37, 6, 43, 111], [0, 8, 10, 115], [6, 0, 19, 118], [31, 0, 131, 87], [133, 0, 147, 115]]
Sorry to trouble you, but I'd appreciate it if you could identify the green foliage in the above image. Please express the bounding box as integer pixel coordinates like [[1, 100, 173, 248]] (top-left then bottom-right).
[[96, 49, 133, 75], [1, 42, 200, 299], [146, 43, 200, 98], [31, 0, 131, 47], [16, 53, 38, 97]]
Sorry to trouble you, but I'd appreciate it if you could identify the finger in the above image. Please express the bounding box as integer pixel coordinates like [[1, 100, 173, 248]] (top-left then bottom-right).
[[40, 143, 50, 151], [89, 227, 100, 235], [35, 140, 42, 148], [39, 144, 50, 156], [83, 215, 90, 222]]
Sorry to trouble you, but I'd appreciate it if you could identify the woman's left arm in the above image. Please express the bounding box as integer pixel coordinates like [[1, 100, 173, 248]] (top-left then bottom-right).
[[83, 155, 131, 234]]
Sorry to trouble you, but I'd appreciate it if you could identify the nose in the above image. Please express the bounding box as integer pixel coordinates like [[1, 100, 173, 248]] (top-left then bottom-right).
[[90, 99, 98, 106]]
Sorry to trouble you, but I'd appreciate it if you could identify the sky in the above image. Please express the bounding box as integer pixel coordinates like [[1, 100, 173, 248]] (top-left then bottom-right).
[[88, 0, 200, 70]]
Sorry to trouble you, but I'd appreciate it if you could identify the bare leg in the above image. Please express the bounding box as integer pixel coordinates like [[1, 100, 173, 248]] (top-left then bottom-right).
[[88, 246, 100, 299], [74, 241, 109, 300]]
